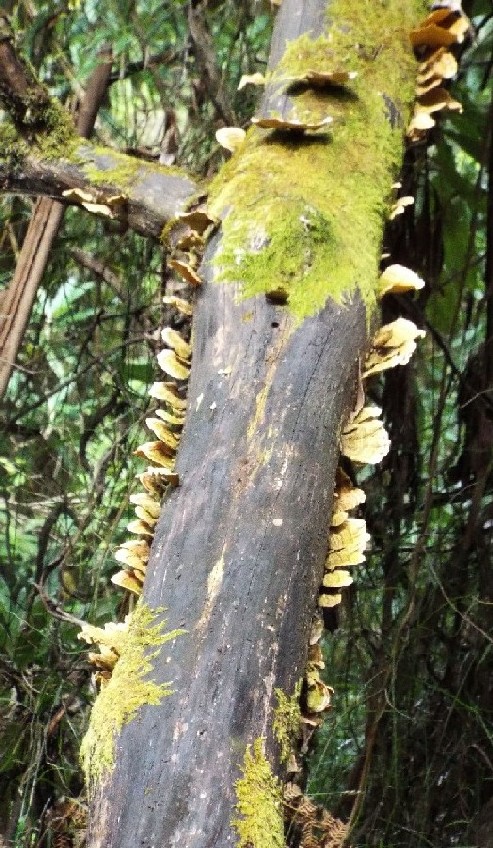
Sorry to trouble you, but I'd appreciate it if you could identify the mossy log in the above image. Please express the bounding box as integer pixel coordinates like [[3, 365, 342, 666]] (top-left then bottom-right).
[[83, 1, 425, 846]]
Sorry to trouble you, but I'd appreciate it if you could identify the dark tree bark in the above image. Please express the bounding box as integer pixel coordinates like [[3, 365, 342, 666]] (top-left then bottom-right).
[[81, 1, 425, 847], [86, 250, 365, 848]]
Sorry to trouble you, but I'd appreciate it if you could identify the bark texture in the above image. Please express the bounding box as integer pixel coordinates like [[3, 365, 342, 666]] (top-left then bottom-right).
[[87, 258, 364, 848], [0, 147, 196, 238], [84, 1, 424, 846]]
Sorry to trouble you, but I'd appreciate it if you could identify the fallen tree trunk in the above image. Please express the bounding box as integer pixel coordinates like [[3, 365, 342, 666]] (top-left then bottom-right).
[[82, 1, 425, 846]]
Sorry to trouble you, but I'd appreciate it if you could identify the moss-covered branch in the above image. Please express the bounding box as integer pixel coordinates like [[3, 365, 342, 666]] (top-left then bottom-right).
[[0, 135, 196, 236], [0, 16, 196, 235], [83, 2, 426, 847], [0, 13, 73, 141]]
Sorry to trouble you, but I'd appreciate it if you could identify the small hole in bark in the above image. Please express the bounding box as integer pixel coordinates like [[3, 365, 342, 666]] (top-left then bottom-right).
[[265, 287, 288, 305], [271, 321, 279, 328]]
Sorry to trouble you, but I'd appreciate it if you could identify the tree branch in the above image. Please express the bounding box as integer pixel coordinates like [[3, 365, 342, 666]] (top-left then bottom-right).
[[82, 0, 423, 844], [0, 12, 70, 137], [0, 22, 197, 233], [0, 144, 196, 236], [0, 45, 114, 398]]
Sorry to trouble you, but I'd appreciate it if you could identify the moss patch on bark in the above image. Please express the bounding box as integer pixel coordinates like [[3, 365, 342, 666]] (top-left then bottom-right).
[[208, 0, 427, 323], [232, 738, 285, 848], [80, 603, 185, 789]]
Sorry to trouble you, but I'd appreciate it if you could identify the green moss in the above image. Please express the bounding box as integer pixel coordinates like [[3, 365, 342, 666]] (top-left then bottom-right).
[[82, 144, 187, 191], [208, 0, 427, 322], [82, 145, 144, 188], [232, 738, 285, 848], [0, 122, 28, 170], [1, 102, 79, 164], [0, 42, 78, 161], [80, 603, 185, 788], [273, 682, 302, 764], [34, 100, 78, 160], [277, 33, 336, 79]]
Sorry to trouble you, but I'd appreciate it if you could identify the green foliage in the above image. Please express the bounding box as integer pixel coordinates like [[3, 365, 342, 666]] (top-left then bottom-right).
[[0, 203, 162, 841]]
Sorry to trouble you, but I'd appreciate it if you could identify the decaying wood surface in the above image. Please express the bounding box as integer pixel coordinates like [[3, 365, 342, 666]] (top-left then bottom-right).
[[85, 2, 369, 846]]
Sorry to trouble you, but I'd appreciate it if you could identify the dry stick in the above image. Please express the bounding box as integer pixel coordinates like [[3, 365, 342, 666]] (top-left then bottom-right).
[[0, 45, 113, 399], [484, 84, 493, 391], [69, 246, 126, 300]]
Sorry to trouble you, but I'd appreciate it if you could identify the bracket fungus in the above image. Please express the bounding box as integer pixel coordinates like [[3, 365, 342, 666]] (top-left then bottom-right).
[[364, 317, 426, 377], [216, 126, 247, 152], [238, 72, 266, 90], [377, 263, 426, 298], [407, 6, 470, 140], [251, 115, 333, 132], [157, 348, 191, 381], [340, 406, 391, 465]]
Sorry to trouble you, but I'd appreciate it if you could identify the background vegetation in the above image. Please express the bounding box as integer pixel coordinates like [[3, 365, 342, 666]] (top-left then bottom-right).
[[0, 0, 491, 846]]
